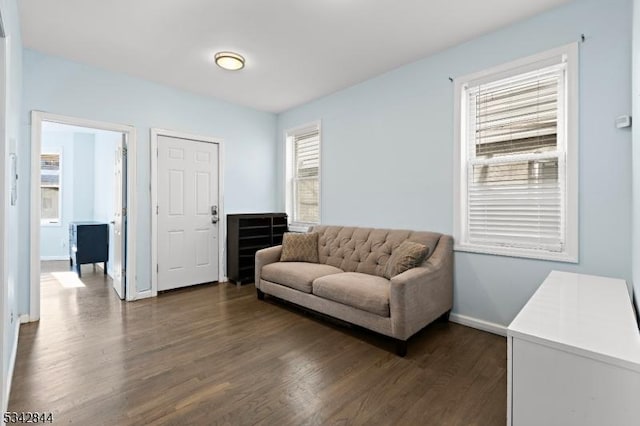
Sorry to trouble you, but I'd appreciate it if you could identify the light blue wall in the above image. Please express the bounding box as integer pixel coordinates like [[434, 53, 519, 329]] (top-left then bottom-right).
[[20, 49, 278, 312], [2, 0, 22, 409], [633, 0, 640, 315], [72, 133, 95, 221], [277, 0, 633, 326]]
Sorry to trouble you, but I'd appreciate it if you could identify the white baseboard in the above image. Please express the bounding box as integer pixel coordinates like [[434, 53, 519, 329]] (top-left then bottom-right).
[[40, 256, 68, 261], [3, 318, 21, 411], [449, 313, 507, 337]]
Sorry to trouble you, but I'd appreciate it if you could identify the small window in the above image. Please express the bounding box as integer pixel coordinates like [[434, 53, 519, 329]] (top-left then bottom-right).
[[41, 152, 62, 225], [454, 44, 578, 262], [285, 122, 321, 226]]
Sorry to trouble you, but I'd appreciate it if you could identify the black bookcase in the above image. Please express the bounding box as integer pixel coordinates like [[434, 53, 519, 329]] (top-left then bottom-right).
[[227, 213, 288, 285]]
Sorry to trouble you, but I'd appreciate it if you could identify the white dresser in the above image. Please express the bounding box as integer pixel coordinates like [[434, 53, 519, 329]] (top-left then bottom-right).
[[507, 271, 640, 426]]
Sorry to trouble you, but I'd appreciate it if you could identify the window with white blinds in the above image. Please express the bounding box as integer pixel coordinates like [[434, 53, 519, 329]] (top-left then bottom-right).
[[286, 123, 321, 225], [454, 45, 578, 262], [41, 152, 62, 224]]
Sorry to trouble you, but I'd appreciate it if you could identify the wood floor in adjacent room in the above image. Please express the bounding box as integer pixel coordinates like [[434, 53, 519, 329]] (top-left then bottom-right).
[[9, 261, 506, 425]]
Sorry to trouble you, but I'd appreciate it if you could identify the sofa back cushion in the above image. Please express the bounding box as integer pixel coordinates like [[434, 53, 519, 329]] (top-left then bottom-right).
[[310, 226, 442, 278]]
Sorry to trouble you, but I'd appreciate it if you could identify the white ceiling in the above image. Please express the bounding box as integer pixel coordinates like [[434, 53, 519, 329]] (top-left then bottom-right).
[[19, 0, 572, 113]]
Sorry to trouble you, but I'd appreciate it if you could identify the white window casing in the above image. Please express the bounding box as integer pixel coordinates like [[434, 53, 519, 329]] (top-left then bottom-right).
[[453, 44, 578, 262], [285, 121, 321, 229], [40, 151, 62, 226]]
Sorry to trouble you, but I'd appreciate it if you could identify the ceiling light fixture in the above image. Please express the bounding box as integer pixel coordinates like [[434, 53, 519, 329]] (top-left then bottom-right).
[[214, 51, 245, 71]]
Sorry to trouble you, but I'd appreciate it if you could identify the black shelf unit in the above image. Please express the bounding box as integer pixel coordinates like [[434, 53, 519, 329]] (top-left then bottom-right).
[[227, 213, 288, 285], [69, 221, 109, 277]]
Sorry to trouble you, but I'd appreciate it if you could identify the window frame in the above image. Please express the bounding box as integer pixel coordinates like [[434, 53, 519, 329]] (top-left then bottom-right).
[[453, 43, 579, 263], [285, 121, 321, 230], [40, 150, 63, 227]]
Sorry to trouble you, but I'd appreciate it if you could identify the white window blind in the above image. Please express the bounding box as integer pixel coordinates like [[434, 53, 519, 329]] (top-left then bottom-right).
[[464, 64, 566, 253], [293, 128, 320, 223]]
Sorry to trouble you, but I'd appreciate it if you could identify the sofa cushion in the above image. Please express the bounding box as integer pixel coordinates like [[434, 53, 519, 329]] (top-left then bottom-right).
[[311, 225, 442, 278], [383, 241, 429, 279], [262, 262, 342, 293], [280, 232, 319, 263], [312, 272, 390, 317]]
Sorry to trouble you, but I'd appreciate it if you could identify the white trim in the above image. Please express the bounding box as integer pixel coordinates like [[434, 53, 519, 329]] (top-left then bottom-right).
[[40, 222, 62, 227], [507, 336, 513, 425], [564, 43, 580, 265], [284, 120, 322, 225], [0, 22, 6, 414], [19, 314, 29, 324], [124, 127, 138, 301], [454, 243, 578, 263], [287, 223, 311, 233], [449, 313, 507, 337], [3, 319, 19, 412], [39, 256, 68, 261], [453, 43, 579, 264], [29, 113, 41, 321], [39, 149, 63, 225], [133, 290, 153, 300], [30, 111, 138, 320], [455, 43, 576, 87], [150, 128, 225, 296]]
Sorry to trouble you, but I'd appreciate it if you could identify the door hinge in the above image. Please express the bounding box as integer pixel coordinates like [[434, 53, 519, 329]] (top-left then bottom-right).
[[156, 205, 159, 215], [122, 268, 126, 277], [123, 146, 128, 157], [122, 207, 127, 216], [157, 264, 159, 273]]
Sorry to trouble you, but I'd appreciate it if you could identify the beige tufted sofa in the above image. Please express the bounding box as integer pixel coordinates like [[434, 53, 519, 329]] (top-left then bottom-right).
[[255, 225, 453, 356]]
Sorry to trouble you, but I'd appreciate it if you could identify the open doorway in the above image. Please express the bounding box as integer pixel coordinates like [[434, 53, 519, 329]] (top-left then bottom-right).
[[29, 112, 137, 322]]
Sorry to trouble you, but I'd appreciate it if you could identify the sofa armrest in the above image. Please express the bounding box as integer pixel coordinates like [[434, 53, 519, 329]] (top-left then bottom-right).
[[389, 235, 453, 340], [254, 245, 282, 289]]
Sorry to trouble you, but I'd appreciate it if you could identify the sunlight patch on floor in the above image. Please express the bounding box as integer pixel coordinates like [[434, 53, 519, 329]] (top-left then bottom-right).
[[51, 271, 86, 288]]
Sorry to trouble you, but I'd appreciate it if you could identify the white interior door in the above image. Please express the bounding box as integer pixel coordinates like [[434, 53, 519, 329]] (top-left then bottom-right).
[[112, 141, 125, 299], [157, 135, 219, 291]]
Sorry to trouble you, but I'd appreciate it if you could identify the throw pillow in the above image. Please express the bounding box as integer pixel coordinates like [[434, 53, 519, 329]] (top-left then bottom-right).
[[383, 241, 429, 279], [280, 232, 319, 263]]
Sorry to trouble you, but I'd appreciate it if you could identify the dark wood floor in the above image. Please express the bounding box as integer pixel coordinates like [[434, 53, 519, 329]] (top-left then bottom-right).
[[9, 261, 506, 425]]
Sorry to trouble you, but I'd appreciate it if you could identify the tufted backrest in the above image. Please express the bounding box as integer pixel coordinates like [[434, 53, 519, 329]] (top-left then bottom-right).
[[310, 225, 442, 278]]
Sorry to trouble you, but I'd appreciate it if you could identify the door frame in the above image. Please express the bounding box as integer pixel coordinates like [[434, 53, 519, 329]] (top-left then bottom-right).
[[0, 11, 8, 412], [150, 128, 225, 296], [30, 111, 138, 321]]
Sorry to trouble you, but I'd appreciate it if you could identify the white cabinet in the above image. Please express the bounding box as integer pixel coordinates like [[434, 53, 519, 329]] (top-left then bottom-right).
[[507, 271, 640, 426]]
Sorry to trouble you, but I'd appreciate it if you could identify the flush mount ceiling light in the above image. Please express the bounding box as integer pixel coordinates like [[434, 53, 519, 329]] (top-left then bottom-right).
[[214, 51, 245, 71]]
